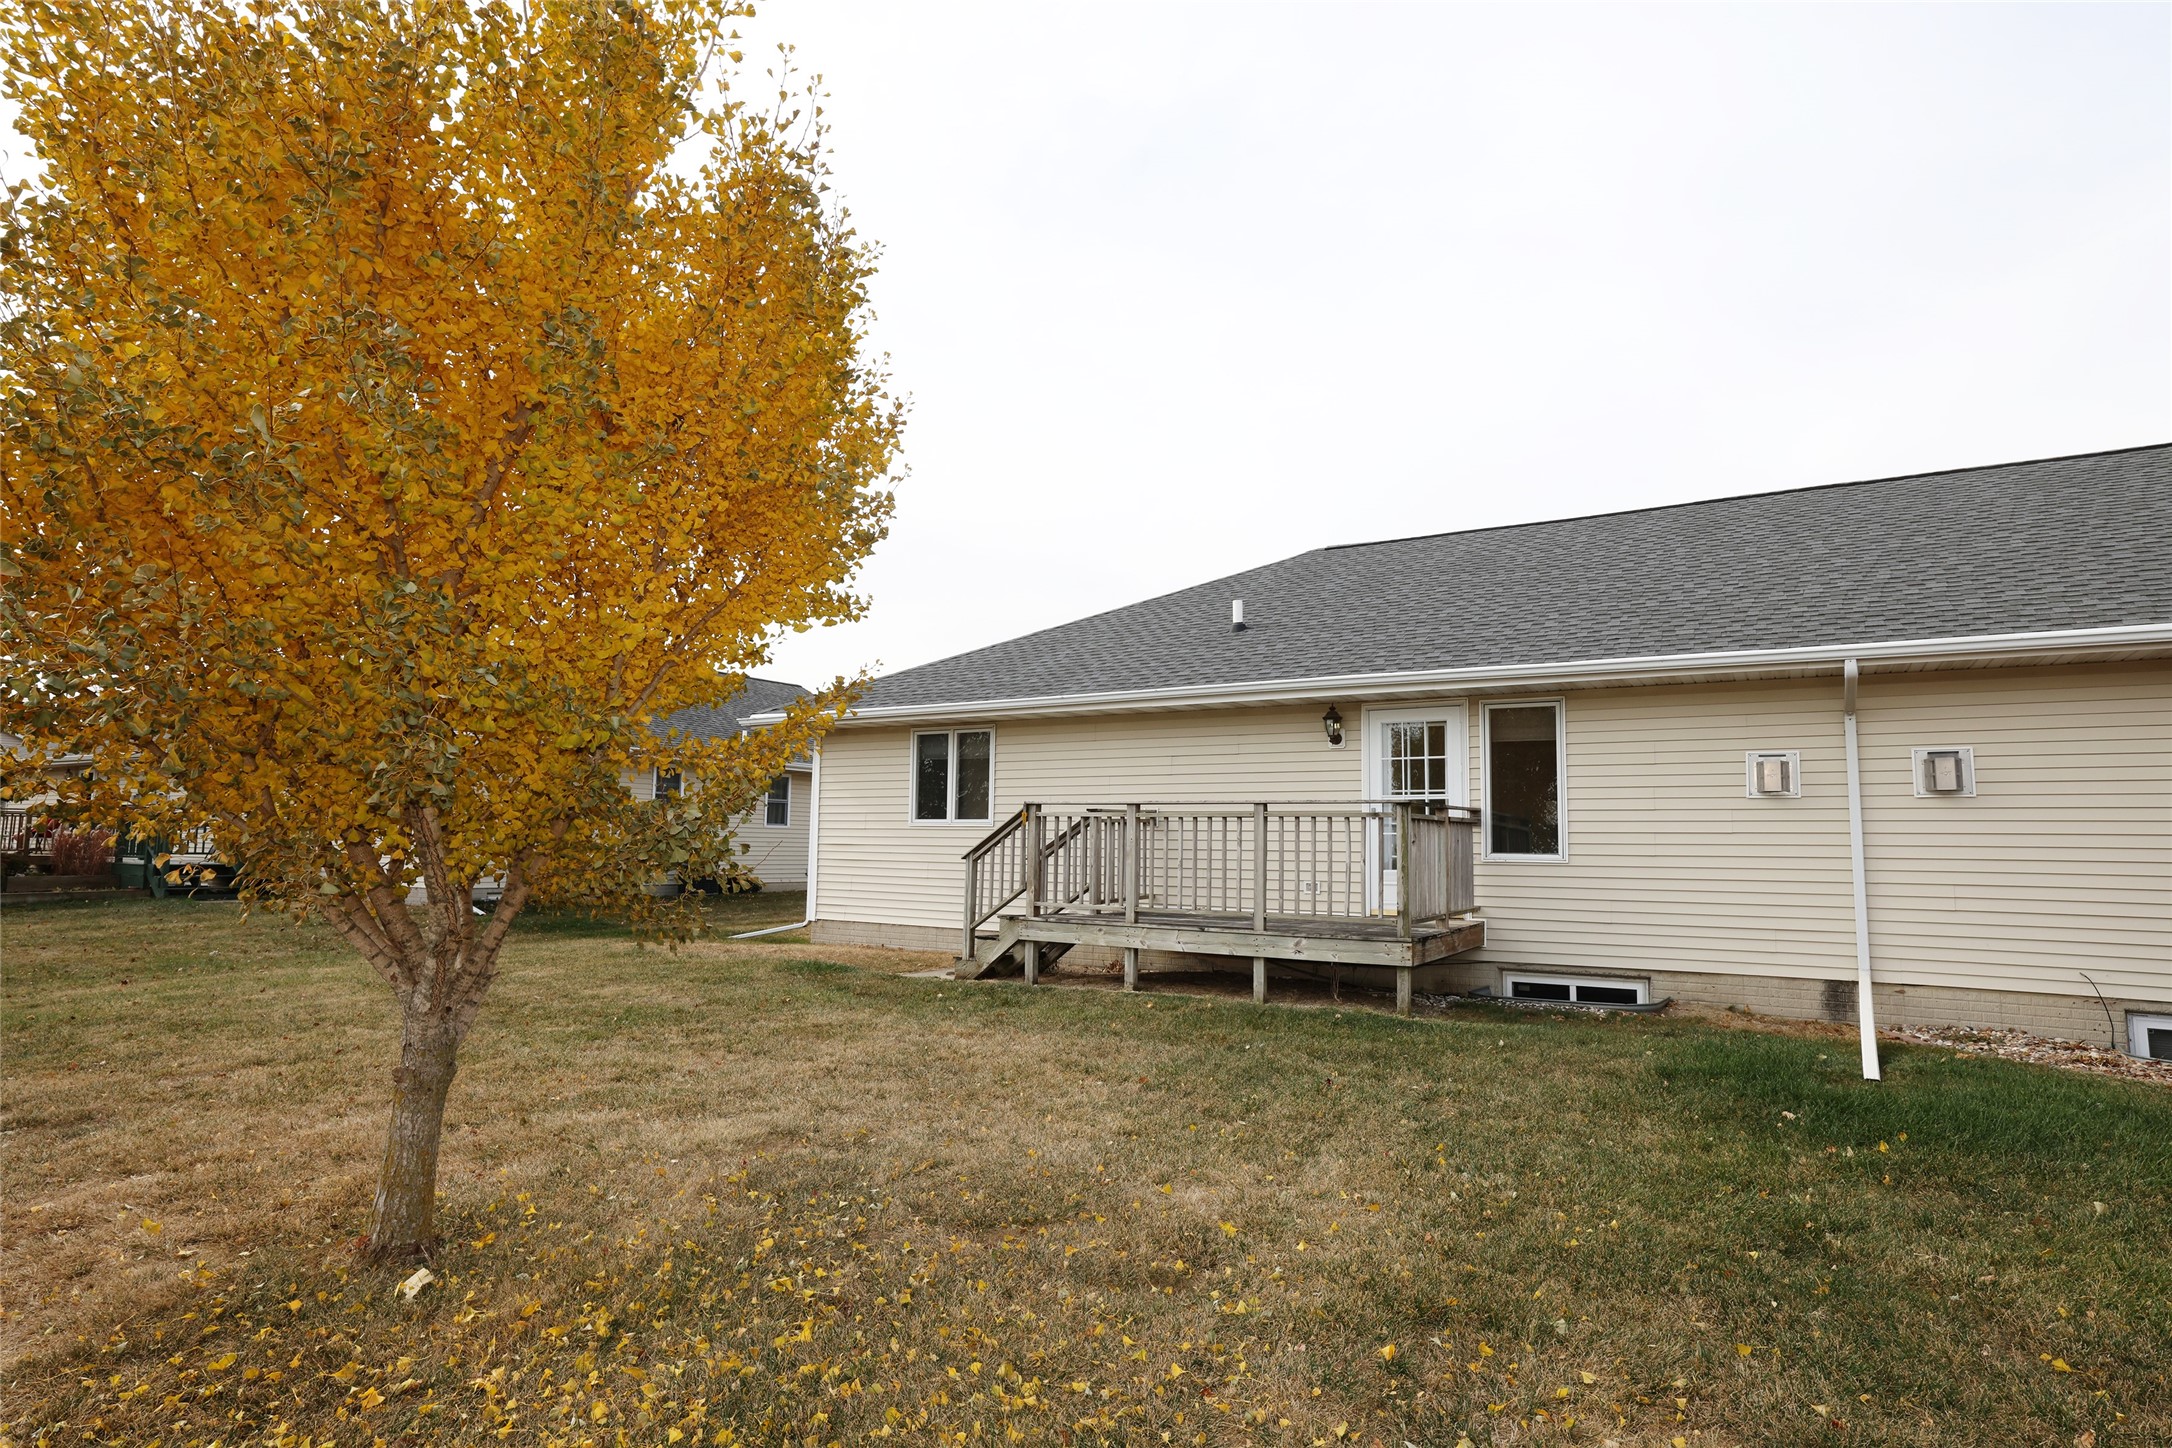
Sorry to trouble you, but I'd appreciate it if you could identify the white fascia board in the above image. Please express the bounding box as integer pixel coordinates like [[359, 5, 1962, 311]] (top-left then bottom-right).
[[740, 620, 2172, 728]]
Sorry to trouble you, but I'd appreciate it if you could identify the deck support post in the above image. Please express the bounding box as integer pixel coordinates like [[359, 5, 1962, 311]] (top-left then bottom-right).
[[1394, 802, 1413, 941], [1252, 956, 1267, 1004], [1123, 805, 1141, 992], [1022, 939, 1039, 986], [1252, 803, 1267, 933], [1124, 804, 1140, 925], [962, 853, 979, 964], [1395, 968, 1412, 1016]]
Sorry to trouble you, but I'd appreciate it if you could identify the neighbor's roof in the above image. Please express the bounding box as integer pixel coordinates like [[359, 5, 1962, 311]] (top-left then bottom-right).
[[658, 676, 808, 740], [856, 444, 2172, 713]]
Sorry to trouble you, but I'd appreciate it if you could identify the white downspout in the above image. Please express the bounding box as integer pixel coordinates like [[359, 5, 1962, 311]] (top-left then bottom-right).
[[1842, 658, 1882, 1082], [731, 753, 819, 941]]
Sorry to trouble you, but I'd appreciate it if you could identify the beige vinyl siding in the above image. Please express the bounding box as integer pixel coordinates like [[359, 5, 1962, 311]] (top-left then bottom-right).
[[813, 661, 2170, 1002], [813, 706, 1360, 931], [734, 771, 810, 887], [1853, 663, 2169, 1000], [1466, 677, 1857, 982], [1463, 662, 2170, 1000]]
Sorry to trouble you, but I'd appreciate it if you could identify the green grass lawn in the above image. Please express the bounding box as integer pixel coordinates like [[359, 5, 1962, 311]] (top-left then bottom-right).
[[3, 898, 2166, 1446]]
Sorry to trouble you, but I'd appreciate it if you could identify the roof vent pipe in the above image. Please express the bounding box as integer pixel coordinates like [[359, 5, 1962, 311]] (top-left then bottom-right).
[[1231, 600, 1247, 632]]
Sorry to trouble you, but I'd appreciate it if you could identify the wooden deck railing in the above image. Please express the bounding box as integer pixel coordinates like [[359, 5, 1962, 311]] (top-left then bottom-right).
[[961, 800, 1479, 960]]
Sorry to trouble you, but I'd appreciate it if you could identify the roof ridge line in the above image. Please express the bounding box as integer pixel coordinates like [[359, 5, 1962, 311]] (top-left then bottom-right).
[[1322, 441, 2171, 552]]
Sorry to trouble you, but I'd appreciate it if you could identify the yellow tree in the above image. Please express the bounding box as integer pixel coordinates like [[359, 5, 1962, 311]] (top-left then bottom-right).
[[0, 0, 898, 1258]]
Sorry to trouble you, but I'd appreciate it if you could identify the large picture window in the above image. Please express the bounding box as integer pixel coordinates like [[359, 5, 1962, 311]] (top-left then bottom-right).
[[763, 774, 791, 827], [913, 729, 993, 822], [1484, 702, 1563, 858]]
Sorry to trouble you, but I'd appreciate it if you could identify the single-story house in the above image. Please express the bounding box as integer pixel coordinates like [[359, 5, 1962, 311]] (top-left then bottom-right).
[[644, 676, 814, 890], [768, 445, 2170, 1072]]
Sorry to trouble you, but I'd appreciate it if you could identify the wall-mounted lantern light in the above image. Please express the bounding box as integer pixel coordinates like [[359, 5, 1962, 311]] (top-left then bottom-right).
[[1322, 705, 1345, 748]]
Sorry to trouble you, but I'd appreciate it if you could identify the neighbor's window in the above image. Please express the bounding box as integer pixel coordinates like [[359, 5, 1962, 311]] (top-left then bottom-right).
[[913, 729, 993, 822], [1485, 702, 1562, 858], [764, 774, 791, 828], [654, 768, 682, 799]]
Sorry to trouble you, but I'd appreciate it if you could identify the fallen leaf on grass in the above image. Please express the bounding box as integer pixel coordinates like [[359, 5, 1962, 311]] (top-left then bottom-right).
[[399, 1266, 437, 1300]]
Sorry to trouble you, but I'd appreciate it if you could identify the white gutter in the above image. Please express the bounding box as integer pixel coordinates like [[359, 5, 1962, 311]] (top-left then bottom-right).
[[743, 621, 2172, 728], [1842, 657, 1882, 1082], [727, 750, 822, 940]]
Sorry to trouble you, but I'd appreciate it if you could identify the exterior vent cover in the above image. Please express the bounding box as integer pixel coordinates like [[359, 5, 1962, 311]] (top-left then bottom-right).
[[1744, 750, 1801, 798], [1911, 746, 1976, 797]]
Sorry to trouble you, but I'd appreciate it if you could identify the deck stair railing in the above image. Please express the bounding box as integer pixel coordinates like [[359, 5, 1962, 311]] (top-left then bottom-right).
[[961, 800, 1479, 961]]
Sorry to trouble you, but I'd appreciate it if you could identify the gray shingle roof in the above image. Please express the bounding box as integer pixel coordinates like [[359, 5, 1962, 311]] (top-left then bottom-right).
[[860, 445, 2172, 710], [658, 676, 808, 740]]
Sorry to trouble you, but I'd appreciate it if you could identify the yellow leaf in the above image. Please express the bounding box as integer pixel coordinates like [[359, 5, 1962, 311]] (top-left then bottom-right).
[[206, 1353, 236, 1370], [1736, 1342, 1754, 1357], [1581, 1370, 1597, 1385], [141, 1219, 162, 1235], [2052, 1358, 2073, 1372]]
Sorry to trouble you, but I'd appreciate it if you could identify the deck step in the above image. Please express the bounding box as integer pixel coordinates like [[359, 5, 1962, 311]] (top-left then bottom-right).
[[956, 919, 1076, 980]]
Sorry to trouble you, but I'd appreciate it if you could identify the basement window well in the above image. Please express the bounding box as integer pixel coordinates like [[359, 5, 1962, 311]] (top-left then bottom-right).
[[1503, 973, 1648, 1007], [2130, 1014, 2172, 1062]]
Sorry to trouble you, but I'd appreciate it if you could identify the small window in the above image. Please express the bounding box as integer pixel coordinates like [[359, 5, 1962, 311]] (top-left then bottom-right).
[[1745, 750, 1801, 798], [1505, 973, 1648, 1007], [654, 769, 682, 799], [2129, 1013, 2172, 1061], [1485, 702, 1562, 858], [1911, 746, 1976, 797], [764, 774, 791, 828], [912, 729, 994, 823]]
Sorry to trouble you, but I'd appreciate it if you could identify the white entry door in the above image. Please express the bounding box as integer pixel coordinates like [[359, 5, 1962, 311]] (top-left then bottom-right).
[[1366, 705, 1467, 912]]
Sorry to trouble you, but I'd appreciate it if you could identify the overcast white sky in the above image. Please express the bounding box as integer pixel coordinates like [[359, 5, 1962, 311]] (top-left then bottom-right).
[[736, 1, 2170, 690], [6, 5, 2165, 692]]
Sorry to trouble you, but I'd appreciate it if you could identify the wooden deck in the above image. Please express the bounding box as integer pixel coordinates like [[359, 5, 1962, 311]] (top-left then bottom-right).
[[957, 800, 1487, 1013], [960, 908, 1486, 1014]]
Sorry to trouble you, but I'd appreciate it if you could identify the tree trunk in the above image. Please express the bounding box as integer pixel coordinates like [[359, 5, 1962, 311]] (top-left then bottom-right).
[[367, 1006, 460, 1260]]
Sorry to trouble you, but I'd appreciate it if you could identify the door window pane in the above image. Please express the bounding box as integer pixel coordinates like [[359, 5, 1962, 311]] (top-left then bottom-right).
[[954, 731, 992, 821], [913, 733, 950, 820], [1488, 704, 1561, 856]]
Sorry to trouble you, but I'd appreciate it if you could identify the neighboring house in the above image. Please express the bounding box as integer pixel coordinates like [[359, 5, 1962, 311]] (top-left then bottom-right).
[[765, 445, 2171, 1065], [644, 676, 813, 889]]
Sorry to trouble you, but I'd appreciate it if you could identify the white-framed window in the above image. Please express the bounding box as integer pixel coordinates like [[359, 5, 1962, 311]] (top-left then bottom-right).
[[763, 774, 791, 828], [1911, 746, 1976, 797], [2129, 1013, 2172, 1062], [1503, 972, 1648, 1007], [1745, 750, 1801, 798], [912, 729, 993, 823], [653, 768, 682, 799], [1482, 700, 1565, 860]]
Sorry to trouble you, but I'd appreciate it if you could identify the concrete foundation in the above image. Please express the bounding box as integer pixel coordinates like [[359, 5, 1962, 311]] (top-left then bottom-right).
[[808, 918, 2167, 1050]]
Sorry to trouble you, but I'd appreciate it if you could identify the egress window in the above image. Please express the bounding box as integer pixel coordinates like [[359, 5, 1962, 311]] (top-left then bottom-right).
[[913, 729, 993, 822], [1504, 973, 1648, 1007], [1485, 702, 1563, 858], [764, 774, 791, 828]]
